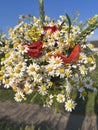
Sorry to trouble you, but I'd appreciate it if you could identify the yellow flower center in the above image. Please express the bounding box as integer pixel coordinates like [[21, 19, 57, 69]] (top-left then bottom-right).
[[55, 59, 60, 64], [67, 38, 72, 43], [68, 102, 73, 108], [82, 66, 86, 71], [92, 82, 97, 88], [46, 97, 50, 102], [5, 79, 9, 84], [87, 57, 93, 62], [5, 53, 10, 58], [1, 58, 5, 62], [42, 86, 47, 91], [15, 69, 20, 73], [7, 62, 12, 66], [12, 86, 17, 91], [86, 80, 90, 85], [49, 81, 53, 87], [65, 71, 70, 76], [24, 86, 30, 92], [1, 66, 5, 70], [79, 81, 84, 87], [18, 64, 23, 69], [82, 91, 87, 96], [13, 42, 19, 48], [20, 46, 25, 51], [78, 55, 82, 60], [0, 76, 3, 80], [48, 67, 52, 72], [17, 94, 22, 99], [30, 67, 35, 72], [60, 68, 65, 74], [58, 96, 63, 100]]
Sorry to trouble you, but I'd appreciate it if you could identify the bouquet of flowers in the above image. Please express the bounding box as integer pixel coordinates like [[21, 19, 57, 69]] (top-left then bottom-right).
[[0, 0, 98, 112]]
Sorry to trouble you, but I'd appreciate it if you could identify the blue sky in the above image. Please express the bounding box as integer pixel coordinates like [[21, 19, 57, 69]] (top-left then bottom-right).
[[0, 0, 98, 40]]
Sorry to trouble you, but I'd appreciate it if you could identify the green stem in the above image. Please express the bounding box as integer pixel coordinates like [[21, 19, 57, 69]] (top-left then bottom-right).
[[39, 0, 45, 27]]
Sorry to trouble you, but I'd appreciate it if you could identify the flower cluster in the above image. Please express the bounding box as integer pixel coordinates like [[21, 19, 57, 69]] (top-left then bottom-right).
[[0, 14, 98, 112]]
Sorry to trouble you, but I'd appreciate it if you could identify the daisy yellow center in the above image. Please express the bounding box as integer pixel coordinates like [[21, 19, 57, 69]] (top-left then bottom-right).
[[24, 86, 30, 92], [87, 57, 93, 62], [1, 66, 5, 70], [0, 76, 3, 80], [82, 91, 87, 96], [90, 44, 94, 49], [5, 53, 10, 58], [46, 97, 50, 102], [49, 81, 53, 87], [30, 67, 35, 72], [70, 80, 75, 85], [92, 82, 97, 88], [1, 58, 5, 62], [20, 46, 25, 51], [55, 49, 62, 54], [78, 55, 82, 60], [12, 86, 17, 91], [14, 43, 19, 48], [18, 64, 23, 68], [13, 54, 18, 59], [67, 38, 72, 43], [48, 67, 52, 72], [17, 94, 22, 99], [82, 66, 86, 71], [79, 81, 84, 87], [15, 69, 20, 73], [5, 79, 9, 84], [86, 80, 90, 84], [5, 45, 9, 49], [58, 95, 63, 100], [42, 86, 47, 91], [60, 68, 65, 74], [56, 32, 60, 37], [65, 71, 70, 76], [68, 102, 73, 108], [7, 62, 12, 66], [55, 59, 60, 64]]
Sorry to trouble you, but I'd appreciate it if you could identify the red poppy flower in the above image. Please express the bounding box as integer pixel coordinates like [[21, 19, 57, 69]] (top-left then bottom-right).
[[50, 44, 81, 63], [24, 42, 43, 57], [43, 25, 58, 33]]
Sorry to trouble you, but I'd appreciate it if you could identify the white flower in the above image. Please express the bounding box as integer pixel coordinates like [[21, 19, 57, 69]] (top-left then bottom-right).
[[79, 88, 87, 100], [18, 44, 29, 55], [24, 82, 33, 94], [65, 99, 77, 112], [44, 95, 53, 107], [84, 77, 93, 89], [79, 65, 88, 75], [48, 56, 63, 68], [27, 63, 40, 76], [38, 85, 48, 95], [14, 91, 25, 102], [57, 94, 65, 103]]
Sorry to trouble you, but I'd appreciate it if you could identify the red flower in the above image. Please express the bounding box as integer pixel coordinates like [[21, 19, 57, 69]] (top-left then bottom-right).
[[43, 25, 58, 33], [50, 44, 81, 63], [24, 42, 43, 57]]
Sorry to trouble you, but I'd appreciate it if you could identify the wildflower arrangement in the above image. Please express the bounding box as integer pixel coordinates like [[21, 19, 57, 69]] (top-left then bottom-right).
[[0, 1, 98, 112]]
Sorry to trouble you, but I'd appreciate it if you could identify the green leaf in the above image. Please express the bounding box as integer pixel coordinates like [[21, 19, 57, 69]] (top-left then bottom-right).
[[66, 13, 72, 36]]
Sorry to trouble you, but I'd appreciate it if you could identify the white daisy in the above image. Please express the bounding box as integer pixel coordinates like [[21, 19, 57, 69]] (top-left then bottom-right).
[[24, 82, 33, 94], [84, 77, 93, 89], [27, 63, 40, 76], [14, 91, 25, 102], [57, 94, 65, 103], [38, 85, 47, 95], [44, 95, 54, 107], [65, 99, 77, 112]]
